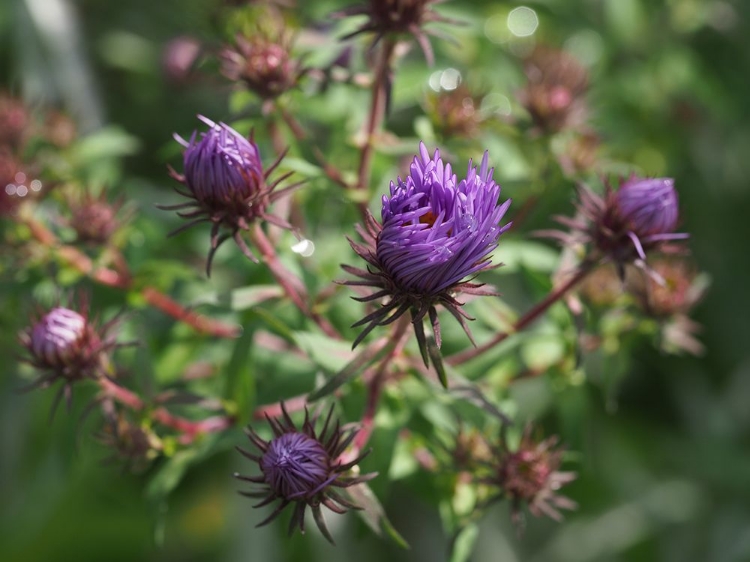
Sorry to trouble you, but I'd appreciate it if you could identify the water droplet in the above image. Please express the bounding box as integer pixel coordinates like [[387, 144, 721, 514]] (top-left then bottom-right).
[[459, 213, 478, 233], [434, 246, 453, 260], [291, 238, 315, 257]]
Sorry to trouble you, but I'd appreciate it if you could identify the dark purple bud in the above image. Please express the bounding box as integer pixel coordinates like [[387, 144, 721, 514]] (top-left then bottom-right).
[[20, 300, 126, 415], [30, 307, 87, 368], [161, 116, 298, 276], [179, 116, 264, 209], [615, 177, 679, 237], [260, 432, 330, 499], [236, 404, 376, 544]]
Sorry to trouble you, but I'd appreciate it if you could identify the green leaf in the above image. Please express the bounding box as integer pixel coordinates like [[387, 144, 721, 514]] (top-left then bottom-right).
[[427, 332, 448, 388], [347, 483, 410, 549], [307, 337, 389, 402], [145, 436, 218, 501], [449, 523, 480, 562], [193, 285, 284, 311], [224, 314, 257, 424]]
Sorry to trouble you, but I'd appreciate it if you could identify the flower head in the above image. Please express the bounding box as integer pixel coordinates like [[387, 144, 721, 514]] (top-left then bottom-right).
[[160, 116, 298, 275], [518, 47, 588, 133], [235, 404, 376, 544], [221, 30, 302, 100], [336, 0, 456, 65], [343, 142, 511, 354], [19, 301, 124, 414], [424, 83, 485, 139], [482, 426, 577, 526], [546, 176, 688, 278], [67, 190, 124, 245]]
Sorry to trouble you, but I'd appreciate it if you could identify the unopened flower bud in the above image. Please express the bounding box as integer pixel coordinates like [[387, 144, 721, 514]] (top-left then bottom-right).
[[615, 177, 679, 237], [30, 307, 87, 368], [236, 404, 377, 544], [161, 116, 298, 275]]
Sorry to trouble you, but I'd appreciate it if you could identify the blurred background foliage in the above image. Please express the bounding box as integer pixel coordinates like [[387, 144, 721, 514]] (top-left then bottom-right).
[[1, 0, 750, 561]]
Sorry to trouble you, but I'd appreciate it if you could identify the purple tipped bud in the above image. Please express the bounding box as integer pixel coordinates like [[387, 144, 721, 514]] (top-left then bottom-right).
[[615, 177, 679, 236], [180, 116, 264, 210], [261, 432, 330, 499], [30, 307, 87, 368]]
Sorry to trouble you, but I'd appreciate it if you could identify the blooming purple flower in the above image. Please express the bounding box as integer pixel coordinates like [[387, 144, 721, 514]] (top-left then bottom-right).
[[343, 142, 511, 355], [235, 404, 376, 544], [160, 116, 297, 275]]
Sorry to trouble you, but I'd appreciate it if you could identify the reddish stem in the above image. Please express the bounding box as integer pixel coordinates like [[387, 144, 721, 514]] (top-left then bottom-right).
[[447, 264, 594, 366], [353, 316, 411, 452], [357, 38, 395, 193], [249, 223, 340, 338], [22, 216, 240, 338], [98, 377, 233, 444], [252, 394, 309, 420]]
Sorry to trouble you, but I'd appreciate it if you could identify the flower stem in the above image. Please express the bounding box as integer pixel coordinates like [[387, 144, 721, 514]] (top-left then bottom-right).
[[22, 215, 240, 338], [98, 377, 234, 444], [356, 38, 396, 194], [353, 315, 412, 453], [447, 264, 595, 366], [248, 223, 340, 338]]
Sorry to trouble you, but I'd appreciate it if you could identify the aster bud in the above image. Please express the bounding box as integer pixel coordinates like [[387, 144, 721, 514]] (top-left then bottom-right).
[[614, 177, 679, 237], [29, 307, 87, 368], [68, 191, 123, 245], [519, 47, 588, 133], [547, 176, 688, 276], [343, 142, 511, 357], [483, 427, 577, 525], [160, 116, 298, 275], [221, 32, 302, 100], [424, 84, 485, 139], [19, 301, 124, 412], [336, 0, 456, 65], [235, 404, 376, 544]]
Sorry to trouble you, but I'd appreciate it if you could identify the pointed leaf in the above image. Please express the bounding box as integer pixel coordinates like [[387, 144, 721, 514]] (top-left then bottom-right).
[[346, 483, 410, 549]]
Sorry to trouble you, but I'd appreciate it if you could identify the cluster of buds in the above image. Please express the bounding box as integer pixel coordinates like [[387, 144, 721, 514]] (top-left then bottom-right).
[[235, 404, 376, 544], [337, 0, 455, 65], [343, 142, 511, 358], [518, 47, 589, 134], [424, 84, 486, 139], [160, 115, 299, 275], [481, 427, 577, 525]]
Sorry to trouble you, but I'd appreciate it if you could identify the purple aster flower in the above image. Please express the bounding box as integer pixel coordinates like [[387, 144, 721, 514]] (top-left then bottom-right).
[[159, 115, 299, 276], [19, 300, 125, 414], [545, 175, 688, 279], [235, 403, 377, 544], [343, 142, 511, 358]]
